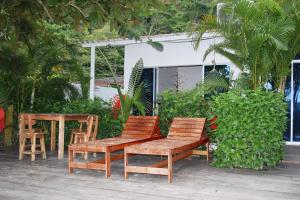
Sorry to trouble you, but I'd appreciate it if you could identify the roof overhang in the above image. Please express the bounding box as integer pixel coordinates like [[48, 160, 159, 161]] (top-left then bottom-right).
[[82, 32, 219, 48]]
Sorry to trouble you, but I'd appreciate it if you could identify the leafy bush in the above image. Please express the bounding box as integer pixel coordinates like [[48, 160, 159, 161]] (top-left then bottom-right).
[[158, 88, 213, 135], [31, 98, 122, 146], [212, 89, 287, 169], [58, 99, 122, 139]]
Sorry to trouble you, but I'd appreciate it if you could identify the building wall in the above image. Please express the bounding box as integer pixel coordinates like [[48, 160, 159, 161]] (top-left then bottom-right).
[[124, 37, 241, 90], [94, 86, 124, 102]]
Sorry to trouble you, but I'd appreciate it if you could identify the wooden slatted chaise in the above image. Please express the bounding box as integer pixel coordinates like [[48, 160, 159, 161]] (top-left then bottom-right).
[[124, 117, 208, 183], [68, 116, 162, 178]]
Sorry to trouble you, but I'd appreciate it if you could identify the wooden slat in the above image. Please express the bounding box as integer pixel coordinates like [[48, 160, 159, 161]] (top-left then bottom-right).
[[173, 117, 206, 121], [121, 135, 150, 139], [192, 150, 208, 156], [122, 116, 159, 138], [167, 135, 202, 141], [126, 118, 157, 123], [150, 150, 193, 168], [124, 126, 154, 131], [167, 118, 206, 141], [90, 153, 125, 164], [169, 128, 203, 136], [169, 132, 202, 136], [23, 150, 43, 154], [123, 130, 152, 135], [126, 166, 168, 175], [69, 162, 105, 170], [169, 127, 203, 132], [171, 124, 204, 128], [125, 123, 155, 127], [172, 121, 205, 125]]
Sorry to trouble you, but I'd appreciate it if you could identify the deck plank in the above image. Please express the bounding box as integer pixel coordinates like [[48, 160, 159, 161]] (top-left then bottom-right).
[[0, 146, 299, 200]]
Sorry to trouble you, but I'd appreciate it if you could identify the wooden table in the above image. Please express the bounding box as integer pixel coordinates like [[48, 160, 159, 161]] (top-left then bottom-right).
[[30, 114, 89, 160]]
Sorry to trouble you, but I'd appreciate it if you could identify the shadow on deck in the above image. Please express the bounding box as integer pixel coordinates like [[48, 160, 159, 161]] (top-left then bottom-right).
[[0, 146, 299, 200]]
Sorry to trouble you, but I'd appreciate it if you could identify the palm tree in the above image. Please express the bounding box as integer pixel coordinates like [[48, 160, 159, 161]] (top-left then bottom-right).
[[272, 0, 300, 92], [193, 0, 299, 91]]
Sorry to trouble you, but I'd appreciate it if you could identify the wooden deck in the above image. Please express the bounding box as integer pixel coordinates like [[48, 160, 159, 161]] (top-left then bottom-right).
[[0, 146, 300, 200]]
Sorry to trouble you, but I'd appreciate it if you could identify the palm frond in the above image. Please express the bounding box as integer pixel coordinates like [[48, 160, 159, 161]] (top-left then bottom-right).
[[147, 40, 164, 52], [127, 59, 144, 97]]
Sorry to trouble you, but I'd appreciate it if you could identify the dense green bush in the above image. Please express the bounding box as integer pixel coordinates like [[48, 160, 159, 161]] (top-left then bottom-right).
[[158, 89, 213, 135], [212, 89, 287, 169], [58, 99, 122, 139], [31, 98, 122, 146]]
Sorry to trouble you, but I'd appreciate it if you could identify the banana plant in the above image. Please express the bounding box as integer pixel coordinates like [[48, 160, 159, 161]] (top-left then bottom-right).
[[99, 49, 148, 126]]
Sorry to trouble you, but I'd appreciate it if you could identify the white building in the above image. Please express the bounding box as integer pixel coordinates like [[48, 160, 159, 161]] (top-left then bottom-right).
[[83, 32, 300, 145], [83, 32, 241, 103]]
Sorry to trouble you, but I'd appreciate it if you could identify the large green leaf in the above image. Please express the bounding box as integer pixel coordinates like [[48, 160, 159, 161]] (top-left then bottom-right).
[[146, 40, 164, 52], [127, 59, 144, 97]]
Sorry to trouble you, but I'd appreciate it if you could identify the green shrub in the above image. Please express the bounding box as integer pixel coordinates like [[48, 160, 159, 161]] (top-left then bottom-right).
[[31, 98, 122, 146], [212, 89, 287, 169], [58, 99, 122, 139], [158, 89, 213, 135]]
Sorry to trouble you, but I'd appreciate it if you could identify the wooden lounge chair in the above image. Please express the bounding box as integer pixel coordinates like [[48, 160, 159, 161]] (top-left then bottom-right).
[[124, 117, 208, 183], [68, 116, 162, 178]]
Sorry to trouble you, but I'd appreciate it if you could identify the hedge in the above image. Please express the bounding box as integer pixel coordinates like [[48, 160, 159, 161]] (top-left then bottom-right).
[[212, 89, 287, 169], [158, 89, 213, 135]]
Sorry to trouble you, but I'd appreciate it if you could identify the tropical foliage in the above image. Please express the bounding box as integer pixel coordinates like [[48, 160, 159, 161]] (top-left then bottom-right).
[[103, 57, 150, 126], [158, 88, 213, 135], [0, 0, 163, 145], [193, 0, 300, 91], [212, 89, 287, 169], [0, 22, 88, 113]]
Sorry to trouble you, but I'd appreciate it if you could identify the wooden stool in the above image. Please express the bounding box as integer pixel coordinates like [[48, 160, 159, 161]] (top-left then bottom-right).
[[19, 114, 46, 161]]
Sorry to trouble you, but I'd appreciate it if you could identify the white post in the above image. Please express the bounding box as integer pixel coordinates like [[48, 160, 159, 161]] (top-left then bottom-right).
[[89, 46, 96, 100]]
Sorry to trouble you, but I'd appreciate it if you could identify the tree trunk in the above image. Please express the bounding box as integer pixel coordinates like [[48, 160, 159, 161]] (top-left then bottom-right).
[[30, 81, 36, 110], [4, 105, 13, 146], [278, 76, 287, 94]]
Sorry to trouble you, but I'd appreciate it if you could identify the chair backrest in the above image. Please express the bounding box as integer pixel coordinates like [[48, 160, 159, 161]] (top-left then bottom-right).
[[84, 115, 94, 141], [167, 117, 206, 141], [121, 116, 160, 138], [19, 114, 36, 135], [91, 115, 99, 141]]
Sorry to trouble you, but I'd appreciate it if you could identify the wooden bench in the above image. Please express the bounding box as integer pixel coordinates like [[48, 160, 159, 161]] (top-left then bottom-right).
[[68, 116, 162, 177], [124, 117, 208, 183]]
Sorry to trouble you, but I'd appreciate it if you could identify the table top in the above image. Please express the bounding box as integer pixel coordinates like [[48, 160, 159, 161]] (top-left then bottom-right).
[[25, 113, 90, 121]]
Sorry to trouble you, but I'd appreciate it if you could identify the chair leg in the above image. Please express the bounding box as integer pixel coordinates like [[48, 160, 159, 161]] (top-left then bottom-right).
[[68, 148, 74, 173], [73, 135, 78, 158], [84, 152, 88, 160], [105, 150, 111, 178], [168, 151, 173, 184], [206, 142, 210, 162], [40, 135, 46, 159], [19, 137, 25, 160], [124, 151, 128, 179], [70, 133, 74, 145], [31, 135, 36, 161]]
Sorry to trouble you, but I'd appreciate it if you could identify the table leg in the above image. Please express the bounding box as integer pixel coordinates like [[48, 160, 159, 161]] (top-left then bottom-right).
[[58, 115, 65, 160], [50, 121, 57, 151]]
